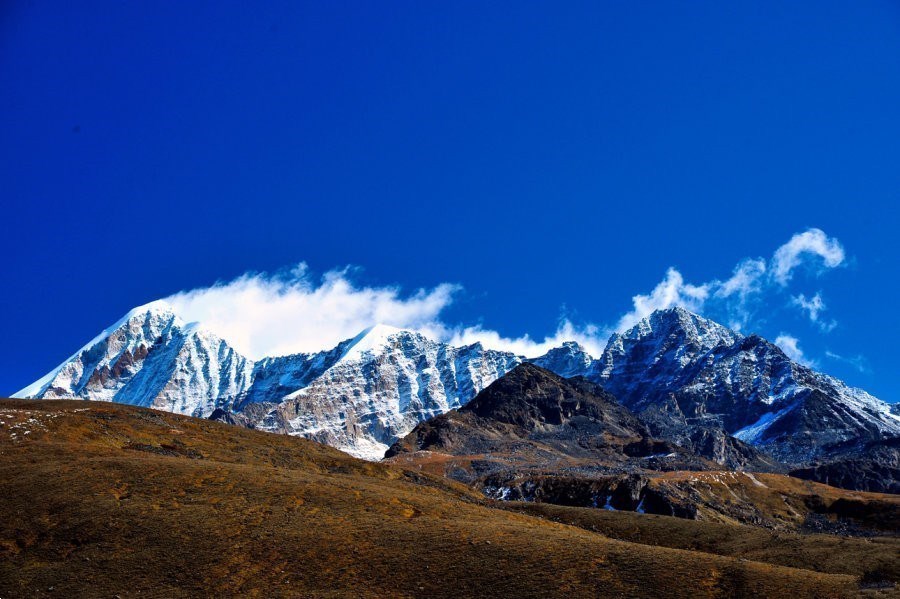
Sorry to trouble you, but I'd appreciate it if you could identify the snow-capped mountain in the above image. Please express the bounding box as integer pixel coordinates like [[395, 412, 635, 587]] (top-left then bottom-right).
[[249, 325, 522, 458], [529, 341, 596, 378], [16, 303, 525, 459], [15, 303, 899, 464], [16, 302, 254, 416], [593, 307, 900, 463]]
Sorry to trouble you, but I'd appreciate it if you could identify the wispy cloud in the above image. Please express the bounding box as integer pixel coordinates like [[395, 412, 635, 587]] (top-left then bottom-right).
[[775, 334, 818, 368], [825, 351, 871, 374], [159, 228, 849, 362], [791, 292, 836, 332], [614, 268, 709, 333], [771, 229, 845, 285], [439, 320, 606, 358], [165, 264, 460, 359], [613, 228, 846, 334]]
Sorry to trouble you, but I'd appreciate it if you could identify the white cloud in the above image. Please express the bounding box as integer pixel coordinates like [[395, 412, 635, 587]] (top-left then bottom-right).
[[614, 268, 709, 332], [791, 292, 836, 331], [444, 320, 606, 358], [165, 263, 460, 359], [614, 228, 846, 334], [158, 228, 850, 364], [774, 334, 818, 368], [712, 258, 768, 330], [771, 228, 845, 285], [163, 263, 609, 360], [791, 292, 825, 321], [716, 258, 767, 300]]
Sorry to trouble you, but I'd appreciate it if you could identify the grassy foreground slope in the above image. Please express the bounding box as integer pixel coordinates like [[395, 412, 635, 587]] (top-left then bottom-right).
[[0, 400, 889, 598], [502, 503, 900, 584]]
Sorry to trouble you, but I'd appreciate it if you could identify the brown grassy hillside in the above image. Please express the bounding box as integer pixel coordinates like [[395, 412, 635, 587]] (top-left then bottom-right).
[[0, 400, 893, 598], [501, 502, 900, 583]]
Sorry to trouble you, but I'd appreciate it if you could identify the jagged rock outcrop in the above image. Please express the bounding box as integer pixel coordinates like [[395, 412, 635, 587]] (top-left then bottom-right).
[[386, 363, 654, 461], [790, 437, 900, 494]]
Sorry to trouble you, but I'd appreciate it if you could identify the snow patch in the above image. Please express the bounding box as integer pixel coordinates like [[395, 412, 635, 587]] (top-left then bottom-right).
[[733, 405, 794, 444]]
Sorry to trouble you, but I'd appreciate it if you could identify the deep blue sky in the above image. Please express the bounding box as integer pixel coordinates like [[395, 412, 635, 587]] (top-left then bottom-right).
[[2, 1, 899, 401]]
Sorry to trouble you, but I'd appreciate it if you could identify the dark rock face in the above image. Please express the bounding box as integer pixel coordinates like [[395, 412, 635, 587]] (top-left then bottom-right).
[[208, 408, 253, 428], [790, 438, 900, 494], [386, 364, 900, 531], [594, 308, 900, 465], [386, 363, 654, 462], [479, 472, 699, 519], [387, 363, 779, 472], [637, 394, 781, 472], [462, 364, 644, 436]]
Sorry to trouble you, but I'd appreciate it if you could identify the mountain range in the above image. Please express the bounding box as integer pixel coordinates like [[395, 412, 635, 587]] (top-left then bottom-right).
[[15, 303, 900, 480]]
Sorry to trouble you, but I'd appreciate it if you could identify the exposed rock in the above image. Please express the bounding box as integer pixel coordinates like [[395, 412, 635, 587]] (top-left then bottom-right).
[[790, 437, 900, 493], [594, 307, 900, 465]]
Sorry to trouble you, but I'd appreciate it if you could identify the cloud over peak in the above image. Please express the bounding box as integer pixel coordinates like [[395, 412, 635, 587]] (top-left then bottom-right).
[[154, 227, 849, 366], [164, 264, 460, 359], [162, 264, 608, 360], [775, 334, 817, 368], [613, 228, 847, 334]]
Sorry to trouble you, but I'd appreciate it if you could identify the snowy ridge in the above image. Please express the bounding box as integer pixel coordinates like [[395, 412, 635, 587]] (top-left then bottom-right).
[[15, 304, 899, 463], [17, 307, 529, 459], [594, 307, 900, 462], [264, 329, 523, 458]]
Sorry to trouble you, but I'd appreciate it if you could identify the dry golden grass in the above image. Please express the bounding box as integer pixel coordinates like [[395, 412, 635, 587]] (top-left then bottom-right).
[[0, 400, 890, 598], [501, 502, 900, 582]]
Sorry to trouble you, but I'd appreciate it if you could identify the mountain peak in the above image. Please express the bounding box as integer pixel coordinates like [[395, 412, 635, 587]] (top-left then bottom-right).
[[123, 299, 177, 319], [619, 307, 740, 350], [386, 362, 650, 460], [463, 363, 621, 428], [339, 324, 421, 361]]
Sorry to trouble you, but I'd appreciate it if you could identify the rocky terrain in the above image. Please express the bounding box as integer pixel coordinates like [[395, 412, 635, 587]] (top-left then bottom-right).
[[790, 437, 900, 494], [386, 363, 776, 473], [593, 308, 900, 465], [387, 365, 897, 533]]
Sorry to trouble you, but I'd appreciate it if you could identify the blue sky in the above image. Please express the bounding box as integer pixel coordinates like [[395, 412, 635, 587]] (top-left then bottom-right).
[[2, 1, 899, 401]]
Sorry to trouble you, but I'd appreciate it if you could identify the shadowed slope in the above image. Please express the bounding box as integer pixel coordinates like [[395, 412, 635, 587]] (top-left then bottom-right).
[[386, 363, 664, 463]]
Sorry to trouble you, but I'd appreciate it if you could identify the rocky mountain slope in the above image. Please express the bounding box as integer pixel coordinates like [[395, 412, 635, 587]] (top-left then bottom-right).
[[386, 363, 774, 474], [594, 308, 900, 465], [16, 304, 900, 471], [789, 437, 900, 494], [387, 366, 898, 534]]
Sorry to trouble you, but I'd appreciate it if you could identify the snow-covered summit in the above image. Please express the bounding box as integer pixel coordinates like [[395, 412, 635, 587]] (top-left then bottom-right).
[[338, 324, 419, 361], [16, 308, 527, 459], [16, 303, 255, 417], [595, 307, 900, 462], [16, 303, 183, 399], [529, 341, 595, 378]]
